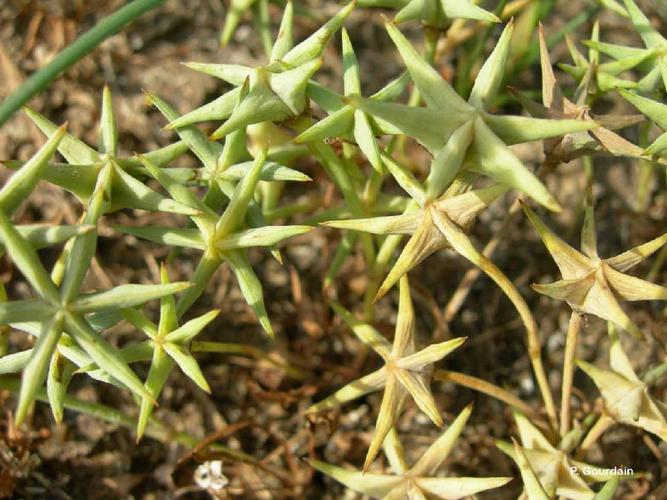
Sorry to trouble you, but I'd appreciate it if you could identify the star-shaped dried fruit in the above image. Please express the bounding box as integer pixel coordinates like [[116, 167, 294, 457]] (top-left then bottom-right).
[[512, 24, 651, 168], [523, 195, 667, 338], [312, 404, 511, 498], [577, 329, 667, 442], [497, 412, 615, 499], [307, 277, 465, 470], [324, 153, 508, 300]]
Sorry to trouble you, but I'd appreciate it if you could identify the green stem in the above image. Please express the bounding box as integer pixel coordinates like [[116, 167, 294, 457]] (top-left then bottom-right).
[[0, 0, 165, 126], [636, 120, 653, 212], [0, 375, 252, 463]]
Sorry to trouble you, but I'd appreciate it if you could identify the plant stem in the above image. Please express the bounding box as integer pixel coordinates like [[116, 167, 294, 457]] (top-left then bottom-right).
[[576, 412, 613, 459], [434, 369, 540, 421], [560, 311, 582, 437], [0, 375, 252, 463], [647, 242, 667, 283], [0, 0, 165, 126], [642, 360, 667, 386], [442, 197, 522, 322]]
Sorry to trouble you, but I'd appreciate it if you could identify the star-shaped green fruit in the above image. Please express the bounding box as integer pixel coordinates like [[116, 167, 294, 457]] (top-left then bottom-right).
[[0, 204, 190, 424], [121, 264, 219, 439], [323, 152, 508, 300], [619, 90, 667, 158], [585, 0, 667, 93], [168, 1, 354, 139], [358, 0, 499, 26], [558, 21, 651, 95], [117, 94, 312, 336], [293, 28, 410, 172], [17, 87, 195, 216], [349, 21, 599, 211]]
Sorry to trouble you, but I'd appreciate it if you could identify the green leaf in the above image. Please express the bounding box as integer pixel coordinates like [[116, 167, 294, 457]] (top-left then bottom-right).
[[216, 225, 312, 251], [23, 107, 100, 164], [99, 86, 118, 156], [5, 224, 93, 252], [47, 351, 76, 423], [9, 162, 98, 202], [282, 1, 355, 66], [354, 109, 384, 172], [111, 162, 200, 215], [0, 210, 60, 305], [138, 155, 214, 235], [350, 97, 462, 153], [57, 164, 112, 303], [215, 150, 267, 239], [468, 21, 514, 109], [119, 140, 190, 170], [163, 342, 210, 392], [16, 315, 64, 425], [0, 124, 66, 215], [441, 0, 500, 23], [271, 0, 294, 61], [619, 90, 667, 130], [71, 282, 191, 313], [294, 107, 355, 144], [166, 89, 240, 129], [622, 0, 666, 49], [146, 92, 220, 171], [383, 154, 427, 206], [221, 160, 311, 182], [156, 264, 179, 339], [471, 118, 561, 212], [0, 299, 54, 324], [485, 114, 598, 145], [115, 225, 205, 250], [63, 312, 153, 402], [224, 249, 273, 337], [426, 120, 474, 199], [137, 346, 172, 439], [176, 250, 223, 318], [122, 308, 158, 339], [181, 62, 252, 86], [164, 310, 220, 343], [0, 350, 32, 374], [385, 21, 471, 113], [342, 28, 361, 95]]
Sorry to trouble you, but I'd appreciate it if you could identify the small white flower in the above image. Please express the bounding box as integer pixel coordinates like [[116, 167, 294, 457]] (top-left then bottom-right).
[[195, 460, 229, 491]]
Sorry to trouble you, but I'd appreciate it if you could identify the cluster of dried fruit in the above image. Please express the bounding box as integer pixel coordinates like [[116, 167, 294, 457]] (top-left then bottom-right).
[[1, 0, 666, 497]]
